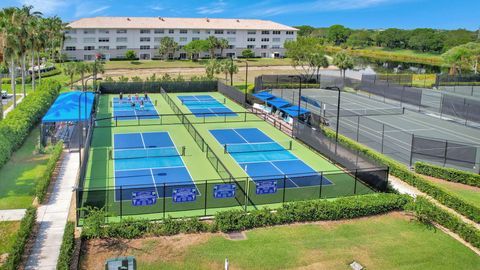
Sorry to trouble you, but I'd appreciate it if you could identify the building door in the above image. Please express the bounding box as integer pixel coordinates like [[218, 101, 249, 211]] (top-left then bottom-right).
[[140, 53, 151, 60], [179, 53, 187, 59]]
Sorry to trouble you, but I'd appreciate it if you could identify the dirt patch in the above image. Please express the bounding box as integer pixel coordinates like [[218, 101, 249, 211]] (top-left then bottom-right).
[[422, 175, 480, 192], [81, 233, 215, 270], [0, 253, 8, 267]]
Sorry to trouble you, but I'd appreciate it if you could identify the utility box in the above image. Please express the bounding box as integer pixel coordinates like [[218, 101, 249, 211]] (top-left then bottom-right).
[[105, 256, 136, 270]]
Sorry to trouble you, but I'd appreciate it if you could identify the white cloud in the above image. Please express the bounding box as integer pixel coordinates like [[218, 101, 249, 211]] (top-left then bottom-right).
[[150, 5, 164, 11], [90, 6, 110, 15], [74, 3, 110, 18], [196, 0, 226, 15], [18, 0, 68, 15]]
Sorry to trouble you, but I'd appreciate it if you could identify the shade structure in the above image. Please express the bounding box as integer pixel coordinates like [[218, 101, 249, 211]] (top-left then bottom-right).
[[42, 91, 95, 123], [252, 92, 275, 101], [266, 97, 291, 108], [280, 105, 310, 117]]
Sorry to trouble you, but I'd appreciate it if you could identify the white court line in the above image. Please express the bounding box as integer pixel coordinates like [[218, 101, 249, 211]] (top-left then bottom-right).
[[149, 168, 160, 198], [231, 129, 250, 143], [139, 133, 146, 148], [115, 165, 186, 172], [269, 161, 300, 187]]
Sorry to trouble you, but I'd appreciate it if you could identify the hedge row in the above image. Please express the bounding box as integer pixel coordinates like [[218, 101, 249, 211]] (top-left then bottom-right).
[[81, 193, 410, 239], [1, 68, 61, 84], [406, 197, 480, 249], [56, 222, 75, 270], [0, 79, 61, 169], [415, 162, 480, 188], [35, 141, 64, 203], [0, 208, 36, 270], [320, 126, 480, 223]]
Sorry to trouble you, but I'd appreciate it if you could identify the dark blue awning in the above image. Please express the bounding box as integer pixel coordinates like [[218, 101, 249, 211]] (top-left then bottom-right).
[[280, 105, 310, 117], [42, 91, 95, 123], [252, 92, 275, 101], [266, 97, 291, 108]]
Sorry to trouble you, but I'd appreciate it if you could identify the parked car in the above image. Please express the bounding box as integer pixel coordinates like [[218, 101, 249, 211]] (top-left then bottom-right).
[[1, 90, 7, 99]]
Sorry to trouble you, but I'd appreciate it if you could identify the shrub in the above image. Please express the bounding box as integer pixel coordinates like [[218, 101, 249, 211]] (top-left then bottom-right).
[[125, 50, 137, 60], [0, 79, 61, 169], [241, 49, 255, 59], [57, 222, 75, 270], [405, 197, 480, 249], [321, 126, 480, 223], [1, 68, 61, 84], [35, 141, 63, 203], [1, 207, 36, 270], [415, 162, 480, 187]]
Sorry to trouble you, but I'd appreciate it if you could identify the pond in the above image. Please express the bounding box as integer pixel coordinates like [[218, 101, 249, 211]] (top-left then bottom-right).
[[353, 56, 444, 74]]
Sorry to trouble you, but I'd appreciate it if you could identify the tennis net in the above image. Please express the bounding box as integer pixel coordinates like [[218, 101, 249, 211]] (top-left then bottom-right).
[[323, 107, 405, 117], [110, 146, 186, 160], [181, 98, 226, 106], [224, 141, 292, 154]]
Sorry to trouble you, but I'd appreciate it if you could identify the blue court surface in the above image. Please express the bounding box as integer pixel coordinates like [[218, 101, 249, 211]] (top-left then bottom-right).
[[209, 128, 332, 188], [178, 95, 237, 117], [112, 97, 159, 120], [113, 132, 196, 201]]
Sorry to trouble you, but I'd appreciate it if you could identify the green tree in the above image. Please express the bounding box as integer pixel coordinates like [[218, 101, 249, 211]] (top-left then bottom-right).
[[158, 37, 178, 60], [294, 25, 315, 37], [442, 45, 470, 75], [206, 36, 219, 59], [62, 62, 77, 89], [377, 28, 410, 49], [125, 50, 136, 60], [332, 51, 354, 79], [443, 29, 475, 50], [0, 7, 21, 107], [463, 42, 480, 74], [311, 53, 329, 79], [326, 25, 352, 45], [284, 36, 326, 80], [183, 40, 209, 61], [204, 59, 221, 79], [347, 30, 373, 48], [222, 59, 238, 86], [408, 28, 443, 52], [218, 38, 229, 58], [241, 49, 255, 59]]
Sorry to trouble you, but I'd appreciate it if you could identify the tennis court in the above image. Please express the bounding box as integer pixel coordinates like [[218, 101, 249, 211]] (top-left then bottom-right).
[[178, 95, 237, 117], [210, 128, 333, 191], [112, 96, 159, 120], [112, 131, 197, 202]]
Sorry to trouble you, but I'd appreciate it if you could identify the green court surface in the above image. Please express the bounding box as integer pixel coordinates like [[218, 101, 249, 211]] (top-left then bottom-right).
[[80, 92, 374, 221]]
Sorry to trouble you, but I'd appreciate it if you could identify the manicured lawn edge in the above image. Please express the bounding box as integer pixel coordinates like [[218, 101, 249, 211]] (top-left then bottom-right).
[[0, 79, 61, 169], [406, 197, 480, 249], [0, 207, 36, 270], [415, 162, 480, 188], [57, 221, 75, 270], [1, 69, 61, 84], [35, 141, 64, 203], [320, 126, 480, 223], [81, 193, 410, 239]]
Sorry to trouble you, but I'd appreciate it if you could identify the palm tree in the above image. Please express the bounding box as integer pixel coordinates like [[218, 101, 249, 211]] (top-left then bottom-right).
[[204, 59, 221, 79], [75, 62, 90, 91], [332, 51, 354, 80], [62, 62, 77, 89], [206, 36, 219, 59], [218, 38, 229, 58], [158, 37, 178, 60], [0, 7, 20, 107], [223, 59, 238, 86]]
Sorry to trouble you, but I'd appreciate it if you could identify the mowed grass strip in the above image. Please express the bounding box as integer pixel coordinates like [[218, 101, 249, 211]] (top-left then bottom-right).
[[80, 213, 480, 270], [0, 128, 53, 209], [424, 177, 480, 207], [0, 221, 20, 255]]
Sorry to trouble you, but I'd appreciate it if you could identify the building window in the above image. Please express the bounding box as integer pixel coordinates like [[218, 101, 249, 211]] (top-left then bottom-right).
[[116, 37, 127, 42], [179, 29, 188, 34], [247, 31, 256, 35], [65, 46, 76, 51], [65, 37, 77, 43], [205, 30, 211, 34], [179, 37, 188, 42], [226, 30, 236, 35], [140, 45, 150, 50], [214, 30, 224, 34], [247, 38, 256, 42], [154, 37, 162, 42], [192, 30, 201, 34], [83, 29, 95, 34], [261, 45, 268, 49], [98, 37, 109, 43], [169, 29, 174, 34], [99, 29, 109, 34], [84, 46, 95, 51], [192, 37, 200, 41], [286, 31, 294, 35], [154, 29, 164, 34], [140, 37, 151, 42], [83, 37, 95, 43], [227, 37, 236, 42], [272, 45, 280, 49], [117, 29, 127, 34], [140, 29, 151, 34], [84, 55, 95, 60], [272, 38, 281, 42], [65, 30, 76, 34], [228, 45, 235, 49], [247, 45, 255, 49], [99, 46, 109, 50], [272, 30, 281, 35], [116, 46, 127, 50], [261, 38, 270, 42], [261, 30, 270, 35]]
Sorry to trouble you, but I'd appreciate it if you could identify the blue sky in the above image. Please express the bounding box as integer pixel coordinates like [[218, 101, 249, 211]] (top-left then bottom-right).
[[1, 0, 479, 30]]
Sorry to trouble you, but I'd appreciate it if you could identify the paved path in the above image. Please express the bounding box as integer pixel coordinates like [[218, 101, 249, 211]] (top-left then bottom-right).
[[0, 209, 26, 221], [25, 152, 79, 270], [2, 94, 24, 118]]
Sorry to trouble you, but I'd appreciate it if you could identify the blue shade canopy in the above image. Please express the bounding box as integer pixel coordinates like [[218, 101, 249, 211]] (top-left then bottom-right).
[[252, 92, 275, 101], [266, 97, 291, 108], [42, 92, 95, 123], [280, 105, 310, 117]]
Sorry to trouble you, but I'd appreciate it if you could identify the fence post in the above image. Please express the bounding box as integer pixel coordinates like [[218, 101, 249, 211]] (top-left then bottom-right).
[[244, 178, 249, 211], [356, 116, 360, 142], [354, 169, 358, 195], [444, 140, 449, 166], [163, 183, 166, 219], [319, 172, 323, 198], [409, 134, 415, 167], [381, 124, 385, 153], [282, 176, 287, 205], [204, 180, 208, 216]]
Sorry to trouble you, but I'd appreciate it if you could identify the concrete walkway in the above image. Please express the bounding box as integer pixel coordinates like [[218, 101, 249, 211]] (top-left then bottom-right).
[[2, 94, 25, 118], [25, 152, 79, 270], [0, 209, 26, 221]]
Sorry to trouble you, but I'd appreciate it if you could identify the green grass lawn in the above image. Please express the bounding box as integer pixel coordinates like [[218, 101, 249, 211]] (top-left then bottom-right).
[[80, 213, 480, 270], [0, 128, 53, 209], [424, 178, 480, 207], [0, 221, 20, 255], [104, 58, 291, 70], [366, 46, 442, 58]]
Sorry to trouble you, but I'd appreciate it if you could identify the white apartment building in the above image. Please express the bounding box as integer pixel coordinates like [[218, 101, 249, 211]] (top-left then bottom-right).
[[62, 17, 297, 61]]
